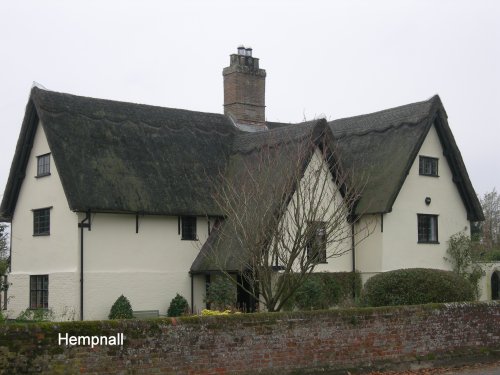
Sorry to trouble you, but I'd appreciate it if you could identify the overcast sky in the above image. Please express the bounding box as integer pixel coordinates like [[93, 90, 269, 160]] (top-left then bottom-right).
[[0, 0, 498, 204]]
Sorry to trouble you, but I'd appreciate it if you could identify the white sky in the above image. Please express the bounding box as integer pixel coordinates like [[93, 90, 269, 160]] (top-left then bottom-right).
[[0, 0, 499, 204]]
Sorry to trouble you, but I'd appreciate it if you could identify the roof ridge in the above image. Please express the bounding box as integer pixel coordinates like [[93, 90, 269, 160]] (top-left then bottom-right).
[[31, 87, 230, 120], [331, 95, 439, 124], [334, 118, 429, 139]]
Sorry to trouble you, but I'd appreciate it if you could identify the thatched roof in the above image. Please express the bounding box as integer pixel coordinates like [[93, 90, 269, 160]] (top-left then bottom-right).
[[0, 88, 236, 219], [329, 95, 483, 221], [1, 90, 483, 229], [191, 120, 331, 273]]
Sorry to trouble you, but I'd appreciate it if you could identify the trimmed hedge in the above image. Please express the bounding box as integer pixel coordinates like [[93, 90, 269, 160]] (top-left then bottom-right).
[[361, 268, 475, 307], [283, 272, 362, 311]]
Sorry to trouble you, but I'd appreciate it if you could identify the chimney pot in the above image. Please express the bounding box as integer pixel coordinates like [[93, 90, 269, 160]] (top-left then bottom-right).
[[245, 47, 252, 57], [237, 45, 246, 55]]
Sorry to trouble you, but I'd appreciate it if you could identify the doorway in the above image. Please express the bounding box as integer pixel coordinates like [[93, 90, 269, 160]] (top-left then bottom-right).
[[492, 271, 499, 300]]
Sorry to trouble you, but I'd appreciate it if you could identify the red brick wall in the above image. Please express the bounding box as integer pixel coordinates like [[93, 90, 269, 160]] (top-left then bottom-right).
[[0, 302, 499, 374]]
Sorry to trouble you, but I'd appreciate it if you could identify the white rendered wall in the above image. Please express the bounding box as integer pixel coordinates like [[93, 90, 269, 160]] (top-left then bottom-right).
[[82, 213, 210, 320], [8, 122, 80, 320], [354, 215, 382, 283], [381, 124, 470, 272], [282, 149, 353, 274]]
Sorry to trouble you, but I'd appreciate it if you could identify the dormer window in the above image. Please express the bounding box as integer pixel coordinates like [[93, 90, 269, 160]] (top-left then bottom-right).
[[36, 153, 51, 177], [419, 156, 438, 177]]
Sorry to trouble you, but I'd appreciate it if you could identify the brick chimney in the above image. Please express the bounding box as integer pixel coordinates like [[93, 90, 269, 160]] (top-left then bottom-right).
[[223, 46, 266, 127]]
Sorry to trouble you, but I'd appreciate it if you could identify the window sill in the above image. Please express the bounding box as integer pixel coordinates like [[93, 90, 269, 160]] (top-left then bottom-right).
[[417, 241, 440, 244], [419, 174, 439, 178], [35, 173, 51, 178], [33, 233, 50, 237], [181, 238, 198, 241]]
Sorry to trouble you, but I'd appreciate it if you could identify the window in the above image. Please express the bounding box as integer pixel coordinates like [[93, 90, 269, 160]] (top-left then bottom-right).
[[30, 275, 48, 309], [33, 208, 51, 236], [181, 216, 197, 240], [417, 214, 438, 243], [306, 221, 327, 263], [36, 154, 51, 177], [419, 156, 438, 177]]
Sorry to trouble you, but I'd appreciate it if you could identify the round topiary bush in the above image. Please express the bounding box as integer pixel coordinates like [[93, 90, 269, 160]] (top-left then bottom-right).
[[360, 268, 475, 307], [167, 293, 189, 317], [108, 295, 133, 319]]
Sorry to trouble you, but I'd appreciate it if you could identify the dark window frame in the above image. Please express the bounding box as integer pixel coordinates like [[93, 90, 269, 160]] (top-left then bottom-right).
[[419, 156, 439, 177], [30, 274, 49, 309], [36, 153, 51, 178], [417, 214, 439, 244], [306, 221, 327, 264], [181, 216, 197, 240], [33, 207, 52, 236]]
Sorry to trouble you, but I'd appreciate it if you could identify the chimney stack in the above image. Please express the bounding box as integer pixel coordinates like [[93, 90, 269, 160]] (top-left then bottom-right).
[[223, 46, 266, 126]]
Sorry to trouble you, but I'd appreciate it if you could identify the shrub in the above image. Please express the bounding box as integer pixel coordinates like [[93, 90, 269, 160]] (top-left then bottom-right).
[[282, 272, 359, 311], [205, 276, 236, 311], [360, 268, 475, 307], [294, 277, 326, 310], [483, 249, 500, 262], [108, 295, 133, 319], [16, 308, 54, 322], [201, 309, 241, 316], [167, 293, 189, 317], [445, 232, 485, 298]]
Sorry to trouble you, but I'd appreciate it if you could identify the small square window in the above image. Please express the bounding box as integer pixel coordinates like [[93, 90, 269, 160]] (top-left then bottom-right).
[[181, 216, 197, 240], [419, 156, 438, 177], [33, 208, 51, 236], [306, 221, 327, 263], [36, 154, 51, 177], [30, 275, 48, 309], [417, 214, 438, 243]]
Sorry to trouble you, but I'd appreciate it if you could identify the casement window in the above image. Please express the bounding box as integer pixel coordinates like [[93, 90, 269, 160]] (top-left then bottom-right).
[[30, 275, 48, 309], [33, 208, 51, 236], [419, 156, 438, 177], [36, 153, 51, 177], [306, 221, 327, 263], [181, 216, 197, 240], [417, 214, 439, 243]]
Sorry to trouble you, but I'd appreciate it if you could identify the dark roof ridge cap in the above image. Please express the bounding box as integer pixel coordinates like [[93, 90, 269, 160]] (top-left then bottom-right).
[[35, 104, 236, 138], [331, 94, 440, 124], [31, 86, 231, 121], [335, 118, 428, 139]]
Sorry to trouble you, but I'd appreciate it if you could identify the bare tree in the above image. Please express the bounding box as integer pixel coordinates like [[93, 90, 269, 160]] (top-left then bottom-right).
[[478, 189, 500, 250], [203, 122, 370, 312]]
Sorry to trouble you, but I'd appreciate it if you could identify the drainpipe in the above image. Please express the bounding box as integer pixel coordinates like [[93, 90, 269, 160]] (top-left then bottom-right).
[[190, 273, 194, 314], [351, 222, 356, 299], [78, 210, 91, 321]]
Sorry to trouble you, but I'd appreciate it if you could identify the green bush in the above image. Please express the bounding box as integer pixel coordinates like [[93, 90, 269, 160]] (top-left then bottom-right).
[[167, 293, 189, 317], [360, 268, 475, 307], [294, 277, 326, 310], [483, 249, 500, 262], [282, 272, 360, 311], [205, 276, 236, 311], [16, 308, 54, 322], [108, 295, 133, 319]]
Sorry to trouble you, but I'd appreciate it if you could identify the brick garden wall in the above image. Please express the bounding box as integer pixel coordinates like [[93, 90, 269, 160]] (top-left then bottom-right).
[[0, 302, 499, 374]]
